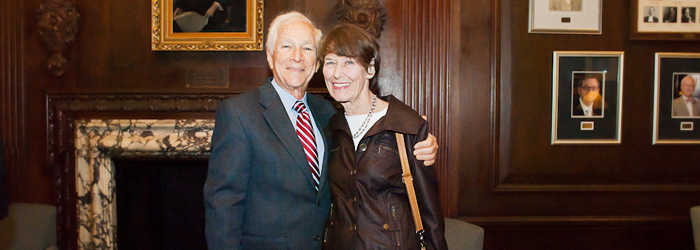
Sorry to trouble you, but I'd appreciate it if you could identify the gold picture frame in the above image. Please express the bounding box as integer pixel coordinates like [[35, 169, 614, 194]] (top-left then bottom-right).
[[652, 52, 700, 144], [152, 0, 264, 51], [551, 51, 624, 145]]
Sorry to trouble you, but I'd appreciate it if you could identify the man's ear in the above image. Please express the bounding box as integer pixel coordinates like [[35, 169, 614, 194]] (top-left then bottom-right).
[[266, 51, 274, 70], [366, 58, 376, 78]]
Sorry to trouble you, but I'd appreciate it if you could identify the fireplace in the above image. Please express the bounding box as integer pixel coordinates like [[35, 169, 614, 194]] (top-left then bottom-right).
[[113, 158, 208, 250], [73, 119, 214, 249]]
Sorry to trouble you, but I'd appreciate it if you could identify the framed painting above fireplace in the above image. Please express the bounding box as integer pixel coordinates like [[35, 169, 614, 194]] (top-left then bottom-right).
[[152, 0, 264, 51]]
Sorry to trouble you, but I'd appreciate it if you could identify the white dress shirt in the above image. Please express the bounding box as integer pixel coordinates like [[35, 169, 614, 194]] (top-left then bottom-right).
[[579, 98, 594, 117], [271, 79, 325, 172]]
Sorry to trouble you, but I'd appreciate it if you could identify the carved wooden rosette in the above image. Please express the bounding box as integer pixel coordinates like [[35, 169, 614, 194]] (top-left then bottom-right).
[[337, 0, 387, 38], [37, 0, 80, 76]]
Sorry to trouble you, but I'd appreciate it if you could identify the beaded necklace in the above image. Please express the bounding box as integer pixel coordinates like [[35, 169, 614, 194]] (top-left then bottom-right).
[[349, 95, 377, 138]]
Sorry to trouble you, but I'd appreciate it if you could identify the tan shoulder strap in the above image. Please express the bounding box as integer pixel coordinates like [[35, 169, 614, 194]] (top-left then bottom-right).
[[395, 132, 424, 232]]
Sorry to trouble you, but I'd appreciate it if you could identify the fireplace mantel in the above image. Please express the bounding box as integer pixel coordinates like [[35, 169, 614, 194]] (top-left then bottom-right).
[[74, 119, 214, 249], [47, 94, 229, 250]]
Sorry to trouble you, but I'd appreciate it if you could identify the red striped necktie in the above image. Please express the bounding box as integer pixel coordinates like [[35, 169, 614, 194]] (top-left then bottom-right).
[[293, 101, 320, 191]]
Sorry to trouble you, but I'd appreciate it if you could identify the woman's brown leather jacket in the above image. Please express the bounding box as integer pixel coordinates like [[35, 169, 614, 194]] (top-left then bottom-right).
[[322, 95, 447, 250]]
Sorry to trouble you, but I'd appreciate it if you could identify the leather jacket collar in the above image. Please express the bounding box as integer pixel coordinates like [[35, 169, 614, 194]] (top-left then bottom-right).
[[330, 95, 426, 137]]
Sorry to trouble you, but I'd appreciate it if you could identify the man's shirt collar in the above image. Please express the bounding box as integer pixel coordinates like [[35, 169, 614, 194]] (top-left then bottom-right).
[[271, 78, 308, 112]]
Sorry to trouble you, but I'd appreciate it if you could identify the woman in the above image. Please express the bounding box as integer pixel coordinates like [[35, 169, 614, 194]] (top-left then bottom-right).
[[319, 24, 448, 250]]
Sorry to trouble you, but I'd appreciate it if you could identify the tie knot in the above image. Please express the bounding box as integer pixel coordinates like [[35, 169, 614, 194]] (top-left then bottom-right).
[[293, 101, 307, 113], [686, 98, 695, 104]]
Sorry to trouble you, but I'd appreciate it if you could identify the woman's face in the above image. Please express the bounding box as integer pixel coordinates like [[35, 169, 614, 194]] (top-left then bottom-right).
[[322, 53, 375, 104]]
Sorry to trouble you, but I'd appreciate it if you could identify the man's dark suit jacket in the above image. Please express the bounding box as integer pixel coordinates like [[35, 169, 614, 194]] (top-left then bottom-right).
[[682, 15, 695, 23], [572, 96, 604, 117], [204, 78, 336, 250], [664, 12, 677, 23], [644, 15, 659, 23]]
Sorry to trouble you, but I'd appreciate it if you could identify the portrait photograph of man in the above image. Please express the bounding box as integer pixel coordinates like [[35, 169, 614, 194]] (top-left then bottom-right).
[[552, 52, 623, 144], [681, 7, 696, 23], [549, 0, 582, 11], [571, 72, 606, 118], [663, 6, 678, 23], [671, 73, 700, 118], [644, 6, 659, 23]]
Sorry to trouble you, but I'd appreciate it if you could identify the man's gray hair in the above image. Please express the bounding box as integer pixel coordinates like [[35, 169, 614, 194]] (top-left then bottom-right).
[[683, 75, 697, 85], [266, 11, 322, 55]]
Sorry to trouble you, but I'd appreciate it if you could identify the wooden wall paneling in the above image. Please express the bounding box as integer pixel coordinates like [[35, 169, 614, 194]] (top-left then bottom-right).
[[400, 0, 453, 216], [445, 0, 462, 217], [73, 0, 312, 93], [495, 0, 700, 206], [482, 0, 700, 215], [453, 0, 699, 248], [451, 0, 497, 220], [1, 0, 24, 202]]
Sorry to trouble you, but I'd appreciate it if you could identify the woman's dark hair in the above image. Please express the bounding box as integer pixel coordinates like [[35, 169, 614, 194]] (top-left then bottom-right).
[[319, 24, 381, 95]]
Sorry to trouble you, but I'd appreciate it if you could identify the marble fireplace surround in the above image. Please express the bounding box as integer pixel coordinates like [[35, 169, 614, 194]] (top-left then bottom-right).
[[46, 94, 233, 250], [74, 119, 214, 249]]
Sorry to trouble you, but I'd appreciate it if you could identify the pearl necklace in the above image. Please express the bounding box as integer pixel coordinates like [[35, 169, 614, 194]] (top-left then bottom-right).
[[349, 95, 377, 138]]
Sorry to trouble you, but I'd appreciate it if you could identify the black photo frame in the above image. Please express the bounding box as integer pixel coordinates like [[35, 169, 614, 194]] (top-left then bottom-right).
[[653, 53, 700, 144], [551, 51, 624, 144]]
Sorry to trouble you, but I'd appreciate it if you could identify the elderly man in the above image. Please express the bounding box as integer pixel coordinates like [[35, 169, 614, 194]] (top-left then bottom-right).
[[204, 11, 438, 250], [549, 0, 582, 11], [672, 76, 700, 117], [644, 7, 659, 23], [573, 74, 604, 117]]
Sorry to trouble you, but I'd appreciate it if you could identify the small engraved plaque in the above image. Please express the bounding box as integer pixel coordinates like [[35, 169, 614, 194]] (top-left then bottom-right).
[[561, 17, 571, 23], [680, 122, 694, 131], [580, 121, 594, 130], [186, 68, 229, 88]]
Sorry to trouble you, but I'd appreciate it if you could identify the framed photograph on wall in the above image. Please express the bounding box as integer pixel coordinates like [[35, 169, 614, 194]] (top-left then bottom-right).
[[152, 0, 263, 51], [529, 0, 602, 34], [631, 0, 700, 40], [652, 53, 700, 144], [551, 51, 624, 144]]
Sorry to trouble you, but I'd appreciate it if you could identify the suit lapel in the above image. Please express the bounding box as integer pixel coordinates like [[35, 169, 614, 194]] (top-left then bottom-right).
[[307, 94, 332, 197], [677, 98, 691, 116], [259, 80, 316, 188]]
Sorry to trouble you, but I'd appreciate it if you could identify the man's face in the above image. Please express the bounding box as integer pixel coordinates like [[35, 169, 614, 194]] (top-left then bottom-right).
[[685, 8, 691, 16], [681, 77, 696, 98], [649, 8, 655, 16], [266, 21, 319, 98], [579, 78, 600, 105]]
